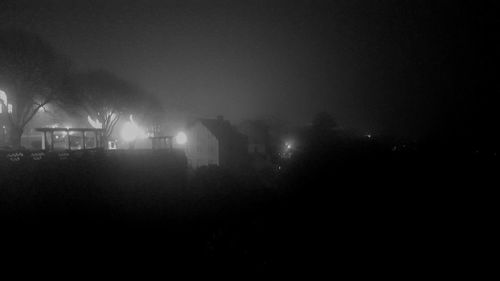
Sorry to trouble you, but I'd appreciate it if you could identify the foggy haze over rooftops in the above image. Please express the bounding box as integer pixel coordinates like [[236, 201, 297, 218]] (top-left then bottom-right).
[[1, 0, 495, 140], [1, 1, 497, 272]]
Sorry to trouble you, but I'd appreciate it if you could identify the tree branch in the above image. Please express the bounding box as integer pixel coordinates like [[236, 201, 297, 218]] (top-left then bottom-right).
[[108, 114, 121, 138]]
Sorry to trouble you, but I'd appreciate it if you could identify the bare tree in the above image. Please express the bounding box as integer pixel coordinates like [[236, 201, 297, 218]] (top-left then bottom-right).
[[132, 91, 164, 135], [64, 70, 141, 145], [0, 29, 71, 148]]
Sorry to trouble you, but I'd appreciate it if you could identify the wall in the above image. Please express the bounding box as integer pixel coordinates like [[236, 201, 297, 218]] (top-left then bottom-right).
[[185, 122, 219, 168]]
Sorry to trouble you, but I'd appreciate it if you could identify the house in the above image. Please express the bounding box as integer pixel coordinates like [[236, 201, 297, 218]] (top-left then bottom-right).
[[238, 119, 278, 170], [0, 90, 11, 147], [238, 120, 270, 155], [185, 116, 248, 168]]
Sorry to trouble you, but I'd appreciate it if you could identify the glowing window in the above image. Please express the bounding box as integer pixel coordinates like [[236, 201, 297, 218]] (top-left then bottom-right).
[[0, 90, 7, 105]]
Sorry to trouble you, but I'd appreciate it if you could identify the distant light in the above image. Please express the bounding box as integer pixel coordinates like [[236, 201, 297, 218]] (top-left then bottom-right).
[[0, 90, 7, 106], [176, 132, 187, 145], [285, 142, 292, 149], [365, 134, 372, 139], [108, 141, 117, 150], [7, 104, 13, 114]]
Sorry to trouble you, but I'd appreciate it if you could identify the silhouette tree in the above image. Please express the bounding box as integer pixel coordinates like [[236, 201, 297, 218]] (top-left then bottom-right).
[[63, 70, 141, 145], [0, 29, 71, 148], [132, 91, 164, 136], [312, 111, 337, 133]]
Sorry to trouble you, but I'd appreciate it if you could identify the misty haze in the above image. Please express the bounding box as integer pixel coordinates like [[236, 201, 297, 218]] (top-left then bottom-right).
[[0, 0, 496, 277]]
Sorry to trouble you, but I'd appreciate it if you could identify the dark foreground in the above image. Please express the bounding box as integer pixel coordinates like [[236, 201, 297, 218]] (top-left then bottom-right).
[[0, 143, 496, 276]]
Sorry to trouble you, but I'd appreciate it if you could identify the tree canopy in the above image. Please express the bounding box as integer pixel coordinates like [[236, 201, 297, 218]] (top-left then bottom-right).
[[63, 69, 163, 140], [1, 29, 164, 148], [0, 29, 71, 147], [63, 70, 139, 139]]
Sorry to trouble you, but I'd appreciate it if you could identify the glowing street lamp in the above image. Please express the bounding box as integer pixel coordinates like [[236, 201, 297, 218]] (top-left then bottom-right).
[[120, 115, 147, 143], [175, 132, 187, 145], [282, 141, 294, 159]]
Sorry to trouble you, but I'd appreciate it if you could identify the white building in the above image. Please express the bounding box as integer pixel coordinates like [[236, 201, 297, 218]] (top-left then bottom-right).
[[185, 116, 248, 169], [0, 90, 11, 146]]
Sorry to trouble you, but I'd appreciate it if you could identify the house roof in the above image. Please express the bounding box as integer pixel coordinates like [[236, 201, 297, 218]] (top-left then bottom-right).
[[190, 117, 246, 142], [199, 118, 232, 140], [238, 120, 269, 143]]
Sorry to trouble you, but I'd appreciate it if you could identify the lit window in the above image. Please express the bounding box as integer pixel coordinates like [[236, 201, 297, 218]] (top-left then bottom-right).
[[0, 90, 7, 105], [8, 104, 13, 114]]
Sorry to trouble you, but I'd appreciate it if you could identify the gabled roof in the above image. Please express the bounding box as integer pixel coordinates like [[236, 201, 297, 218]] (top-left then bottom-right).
[[188, 117, 246, 142], [199, 118, 234, 140]]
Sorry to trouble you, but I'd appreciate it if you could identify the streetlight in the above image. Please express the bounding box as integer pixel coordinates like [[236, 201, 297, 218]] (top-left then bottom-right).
[[120, 115, 147, 148], [175, 132, 187, 145]]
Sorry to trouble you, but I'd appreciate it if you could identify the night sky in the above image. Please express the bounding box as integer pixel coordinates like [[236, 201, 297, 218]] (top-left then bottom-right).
[[1, 0, 497, 142]]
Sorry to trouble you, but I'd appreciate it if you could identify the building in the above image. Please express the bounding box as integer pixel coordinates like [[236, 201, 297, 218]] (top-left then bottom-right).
[[185, 116, 248, 169], [0, 90, 11, 147], [238, 119, 277, 170], [238, 120, 271, 155]]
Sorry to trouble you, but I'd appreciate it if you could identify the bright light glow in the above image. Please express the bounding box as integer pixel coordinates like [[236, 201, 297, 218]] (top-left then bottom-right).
[[130, 114, 137, 125], [121, 122, 139, 142], [175, 132, 187, 145], [7, 104, 13, 114], [0, 90, 7, 106], [120, 115, 147, 142], [38, 105, 48, 112], [108, 141, 117, 150], [285, 142, 292, 149], [88, 116, 102, 129]]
